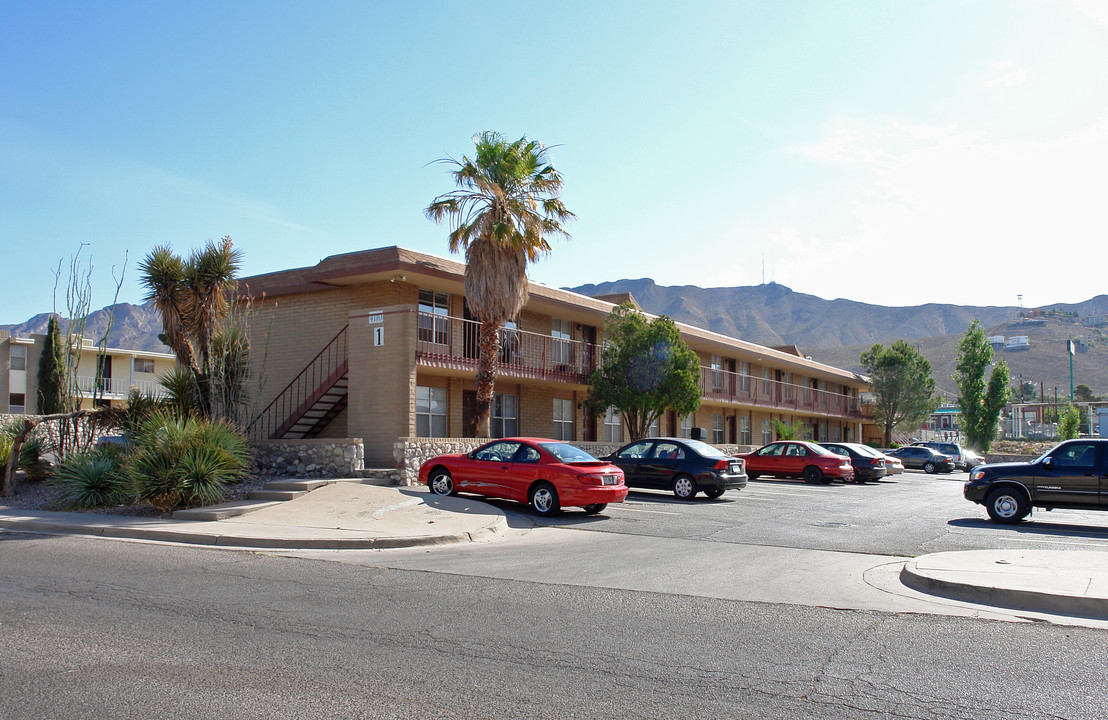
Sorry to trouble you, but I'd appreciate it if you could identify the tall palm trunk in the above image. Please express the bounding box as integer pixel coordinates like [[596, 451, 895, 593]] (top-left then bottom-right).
[[474, 320, 501, 438]]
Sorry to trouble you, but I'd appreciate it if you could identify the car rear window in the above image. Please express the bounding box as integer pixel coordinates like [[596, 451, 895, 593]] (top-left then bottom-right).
[[683, 439, 727, 458], [539, 442, 599, 463]]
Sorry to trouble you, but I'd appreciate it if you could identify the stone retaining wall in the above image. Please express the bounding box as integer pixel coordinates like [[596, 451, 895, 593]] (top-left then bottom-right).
[[393, 438, 759, 486], [253, 438, 366, 478], [983, 453, 1037, 464], [0, 413, 116, 452]]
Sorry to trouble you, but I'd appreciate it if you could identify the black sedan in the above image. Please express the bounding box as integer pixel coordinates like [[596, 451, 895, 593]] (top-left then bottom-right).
[[604, 437, 747, 499], [820, 442, 888, 483], [887, 445, 955, 473]]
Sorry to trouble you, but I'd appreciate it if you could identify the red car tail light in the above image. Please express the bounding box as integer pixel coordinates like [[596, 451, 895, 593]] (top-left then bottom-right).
[[579, 473, 622, 486]]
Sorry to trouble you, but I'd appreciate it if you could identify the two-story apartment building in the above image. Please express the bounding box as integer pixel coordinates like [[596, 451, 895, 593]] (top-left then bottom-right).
[[240, 246, 874, 465], [0, 330, 177, 414]]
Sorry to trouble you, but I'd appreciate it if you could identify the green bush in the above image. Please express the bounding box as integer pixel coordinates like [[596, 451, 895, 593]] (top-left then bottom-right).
[[50, 449, 129, 510], [126, 412, 251, 511], [0, 420, 45, 478]]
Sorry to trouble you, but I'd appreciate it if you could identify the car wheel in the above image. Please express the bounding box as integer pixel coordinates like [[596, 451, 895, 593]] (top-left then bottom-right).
[[530, 482, 561, 516], [923, 461, 937, 474], [428, 468, 455, 496], [672, 474, 698, 499], [583, 503, 607, 514], [704, 488, 725, 499], [803, 466, 823, 484], [985, 487, 1030, 524]]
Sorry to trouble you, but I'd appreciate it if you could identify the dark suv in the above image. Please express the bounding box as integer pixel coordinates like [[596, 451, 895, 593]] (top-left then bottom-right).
[[964, 439, 1108, 523]]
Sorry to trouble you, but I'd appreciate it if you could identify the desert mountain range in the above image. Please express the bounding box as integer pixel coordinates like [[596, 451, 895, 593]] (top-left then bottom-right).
[[5, 283, 1106, 401]]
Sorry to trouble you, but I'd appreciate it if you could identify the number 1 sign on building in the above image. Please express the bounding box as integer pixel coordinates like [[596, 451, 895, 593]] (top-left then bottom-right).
[[369, 311, 384, 346]]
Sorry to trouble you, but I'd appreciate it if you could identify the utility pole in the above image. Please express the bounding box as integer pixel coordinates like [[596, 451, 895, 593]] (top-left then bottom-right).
[[1068, 339, 1075, 402]]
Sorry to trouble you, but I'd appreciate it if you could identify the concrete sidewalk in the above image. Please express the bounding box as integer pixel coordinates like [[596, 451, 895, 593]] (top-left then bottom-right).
[[2, 482, 1106, 621], [0, 483, 508, 549]]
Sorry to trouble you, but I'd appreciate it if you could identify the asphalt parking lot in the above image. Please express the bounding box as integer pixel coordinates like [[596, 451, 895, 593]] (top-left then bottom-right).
[[514, 468, 1108, 557]]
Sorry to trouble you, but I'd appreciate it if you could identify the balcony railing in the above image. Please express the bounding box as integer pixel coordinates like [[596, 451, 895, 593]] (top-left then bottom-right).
[[416, 312, 597, 384], [416, 312, 865, 420], [76, 376, 168, 399], [700, 367, 864, 419]]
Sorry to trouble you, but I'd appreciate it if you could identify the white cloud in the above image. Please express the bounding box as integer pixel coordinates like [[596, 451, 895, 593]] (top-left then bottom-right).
[[1072, 0, 1108, 26], [984, 68, 1028, 87], [786, 113, 1108, 306]]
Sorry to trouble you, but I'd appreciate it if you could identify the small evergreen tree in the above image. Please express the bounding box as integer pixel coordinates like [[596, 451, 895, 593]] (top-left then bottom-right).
[[954, 320, 1011, 452], [36, 314, 68, 414], [1058, 405, 1081, 440]]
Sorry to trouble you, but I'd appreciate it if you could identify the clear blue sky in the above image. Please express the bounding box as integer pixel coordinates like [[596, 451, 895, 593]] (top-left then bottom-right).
[[3, 0, 1107, 324]]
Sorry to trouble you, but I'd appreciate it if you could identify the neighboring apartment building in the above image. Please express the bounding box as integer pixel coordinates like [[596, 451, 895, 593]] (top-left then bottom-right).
[[240, 246, 875, 465], [0, 330, 177, 414]]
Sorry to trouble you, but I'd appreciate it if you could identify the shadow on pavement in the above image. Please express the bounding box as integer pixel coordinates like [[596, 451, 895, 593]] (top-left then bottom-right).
[[949, 516, 1108, 537]]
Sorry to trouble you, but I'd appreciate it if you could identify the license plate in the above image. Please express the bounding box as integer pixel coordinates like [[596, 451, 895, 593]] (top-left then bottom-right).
[[601, 475, 620, 485], [728, 462, 740, 474]]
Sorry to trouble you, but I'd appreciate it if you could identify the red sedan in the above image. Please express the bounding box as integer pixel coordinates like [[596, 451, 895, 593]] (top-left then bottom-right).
[[740, 440, 855, 484], [420, 437, 628, 516]]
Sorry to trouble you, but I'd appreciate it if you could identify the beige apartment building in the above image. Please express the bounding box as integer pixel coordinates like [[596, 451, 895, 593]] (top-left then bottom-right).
[[0, 330, 177, 414], [240, 246, 875, 465]]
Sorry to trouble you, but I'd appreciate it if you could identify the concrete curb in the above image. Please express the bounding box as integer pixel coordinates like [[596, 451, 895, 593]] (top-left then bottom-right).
[[900, 553, 1108, 620], [0, 512, 508, 549]]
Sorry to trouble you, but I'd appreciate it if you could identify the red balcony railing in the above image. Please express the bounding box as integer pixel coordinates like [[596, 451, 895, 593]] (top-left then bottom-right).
[[415, 312, 864, 420], [416, 313, 596, 384], [700, 367, 864, 419]]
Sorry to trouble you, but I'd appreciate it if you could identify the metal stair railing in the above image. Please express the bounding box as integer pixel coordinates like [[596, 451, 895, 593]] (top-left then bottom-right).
[[248, 325, 348, 441]]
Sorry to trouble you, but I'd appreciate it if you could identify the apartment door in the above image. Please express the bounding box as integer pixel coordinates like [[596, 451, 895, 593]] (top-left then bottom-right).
[[462, 390, 478, 438]]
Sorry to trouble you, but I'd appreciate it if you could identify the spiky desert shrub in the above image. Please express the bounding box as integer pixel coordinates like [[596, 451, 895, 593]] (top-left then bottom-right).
[[126, 412, 251, 511], [50, 448, 128, 509]]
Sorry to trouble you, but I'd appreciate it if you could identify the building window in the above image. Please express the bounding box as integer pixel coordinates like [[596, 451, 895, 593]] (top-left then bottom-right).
[[553, 398, 574, 441], [762, 418, 772, 444], [491, 393, 518, 438], [9, 393, 25, 414], [603, 406, 622, 443], [10, 345, 26, 371], [710, 354, 723, 392], [135, 359, 155, 374], [740, 415, 751, 445], [418, 289, 450, 345], [552, 318, 573, 365], [739, 361, 751, 393], [680, 413, 693, 439], [712, 413, 724, 444], [416, 386, 447, 437]]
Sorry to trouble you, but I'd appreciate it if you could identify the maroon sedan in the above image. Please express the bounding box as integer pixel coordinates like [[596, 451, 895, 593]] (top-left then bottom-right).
[[740, 440, 855, 484], [420, 437, 628, 516]]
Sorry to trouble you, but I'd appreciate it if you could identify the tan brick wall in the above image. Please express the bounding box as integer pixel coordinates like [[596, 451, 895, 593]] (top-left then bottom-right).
[[246, 282, 412, 418], [347, 304, 418, 465]]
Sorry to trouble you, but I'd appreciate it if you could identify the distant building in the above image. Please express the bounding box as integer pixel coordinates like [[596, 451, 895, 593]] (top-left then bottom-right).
[[1, 330, 177, 414], [986, 335, 1005, 348], [1004, 336, 1030, 351]]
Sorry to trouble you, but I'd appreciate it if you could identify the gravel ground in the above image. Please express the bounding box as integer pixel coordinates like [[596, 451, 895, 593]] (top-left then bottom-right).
[[0, 473, 272, 518]]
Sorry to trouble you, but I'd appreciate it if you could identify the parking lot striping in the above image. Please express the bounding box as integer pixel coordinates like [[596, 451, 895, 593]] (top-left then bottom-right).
[[1001, 536, 1108, 549]]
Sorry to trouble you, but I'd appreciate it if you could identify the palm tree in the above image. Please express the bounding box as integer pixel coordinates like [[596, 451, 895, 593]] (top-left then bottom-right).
[[426, 132, 575, 437], [139, 237, 244, 419]]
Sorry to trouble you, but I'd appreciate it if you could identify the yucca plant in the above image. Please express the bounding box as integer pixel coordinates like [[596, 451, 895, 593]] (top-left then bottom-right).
[[126, 412, 251, 511], [50, 449, 129, 510]]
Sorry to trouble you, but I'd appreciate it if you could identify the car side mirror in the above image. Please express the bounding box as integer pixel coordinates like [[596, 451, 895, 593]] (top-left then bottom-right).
[[1041, 456, 1052, 469]]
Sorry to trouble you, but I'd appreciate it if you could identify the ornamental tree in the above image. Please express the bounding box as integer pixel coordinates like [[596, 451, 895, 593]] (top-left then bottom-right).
[[586, 304, 701, 441], [860, 340, 941, 447]]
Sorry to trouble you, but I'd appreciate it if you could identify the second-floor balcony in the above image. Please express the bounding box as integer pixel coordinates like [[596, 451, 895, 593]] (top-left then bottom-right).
[[76, 375, 168, 400], [415, 312, 864, 420]]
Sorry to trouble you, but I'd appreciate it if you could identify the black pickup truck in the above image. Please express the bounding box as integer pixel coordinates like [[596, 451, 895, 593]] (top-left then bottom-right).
[[963, 439, 1108, 523]]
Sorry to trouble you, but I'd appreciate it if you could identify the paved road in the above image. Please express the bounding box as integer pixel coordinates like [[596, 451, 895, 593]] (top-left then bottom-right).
[[2, 533, 1105, 720]]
